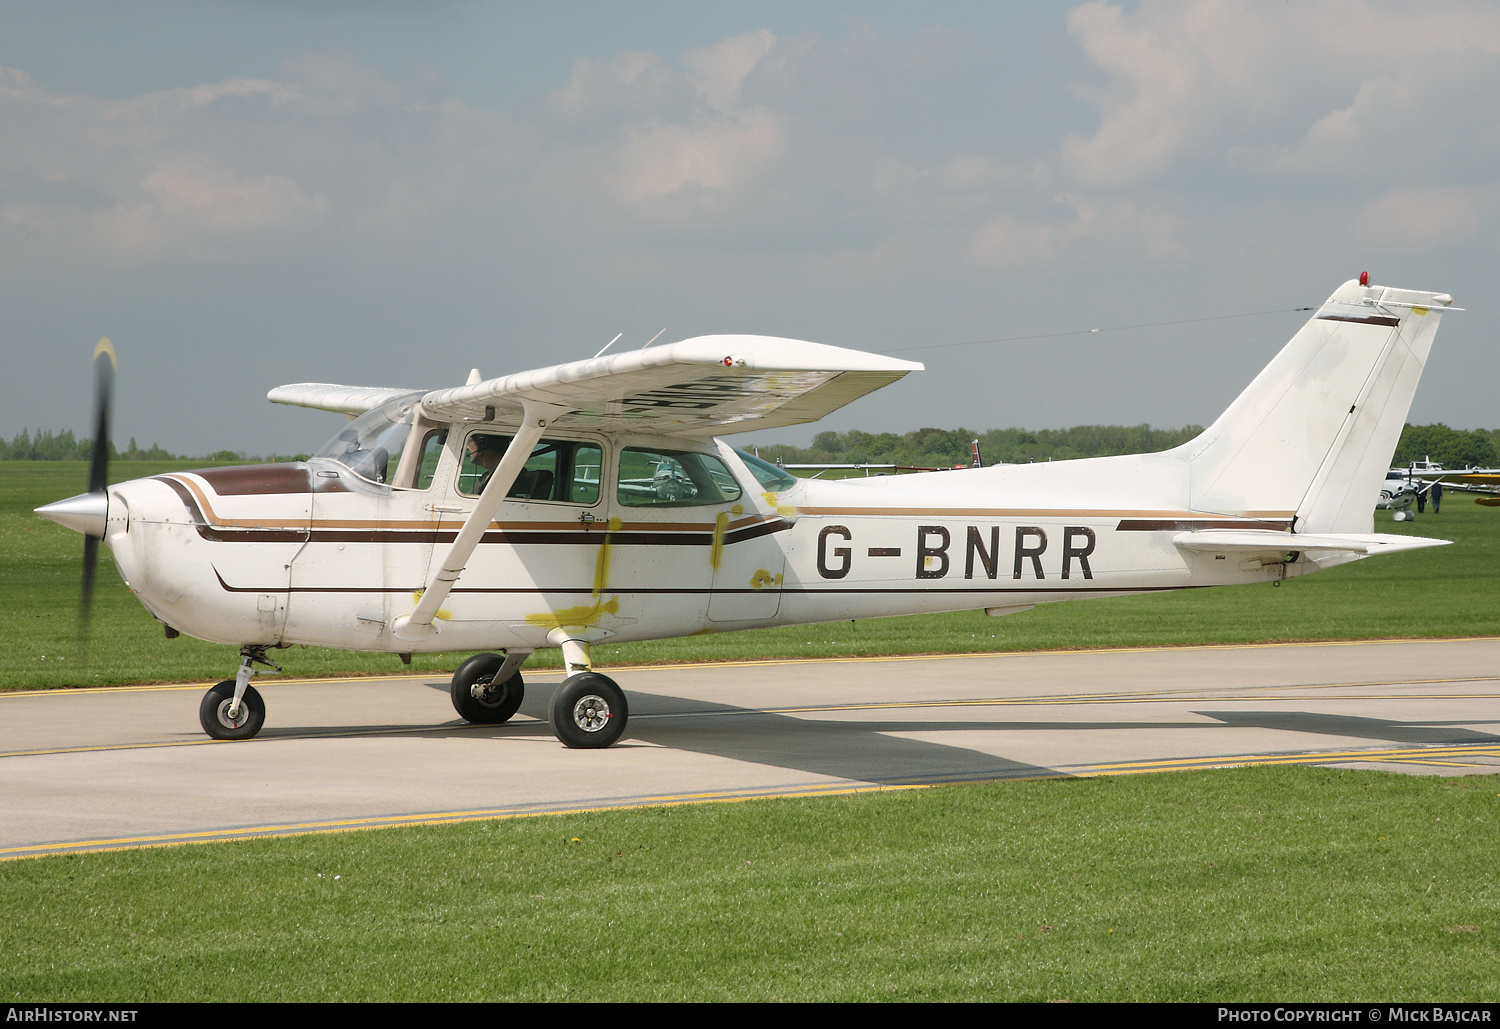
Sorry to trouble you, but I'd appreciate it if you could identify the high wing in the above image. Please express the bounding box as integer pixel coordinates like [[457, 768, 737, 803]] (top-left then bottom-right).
[[267, 383, 424, 417], [416, 335, 921, 436], [1407, 469, 1500, 498], [269, 335, 920, 435]]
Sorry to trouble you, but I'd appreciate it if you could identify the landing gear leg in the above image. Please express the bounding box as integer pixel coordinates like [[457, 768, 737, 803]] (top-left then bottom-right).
[[546, 635, 628, 749], [199, 646, 280, 741]]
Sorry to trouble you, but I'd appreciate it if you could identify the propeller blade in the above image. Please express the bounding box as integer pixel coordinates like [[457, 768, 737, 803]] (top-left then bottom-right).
[[88, 338, 114, 495], [79, 338, 116, 649]]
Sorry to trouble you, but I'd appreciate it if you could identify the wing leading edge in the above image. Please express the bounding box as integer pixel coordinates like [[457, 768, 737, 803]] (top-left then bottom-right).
[[267, 383, 424, 417]]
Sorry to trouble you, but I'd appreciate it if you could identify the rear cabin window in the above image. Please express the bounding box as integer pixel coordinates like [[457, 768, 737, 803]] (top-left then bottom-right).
[[617, 448, 742, 507]]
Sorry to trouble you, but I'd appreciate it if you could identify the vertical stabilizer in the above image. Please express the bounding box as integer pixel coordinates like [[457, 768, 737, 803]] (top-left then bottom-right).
[[1183, 279, 1450, 533]]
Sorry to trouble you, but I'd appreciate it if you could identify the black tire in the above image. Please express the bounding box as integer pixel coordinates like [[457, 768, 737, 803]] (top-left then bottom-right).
[[199, 679, 266, 741], [451, 652, 525, 724], [548, 672, 628, 749]]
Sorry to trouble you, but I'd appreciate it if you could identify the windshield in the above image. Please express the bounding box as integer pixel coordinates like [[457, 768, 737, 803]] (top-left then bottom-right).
[[735, 448, 799, 491], [314, 392, 423, 484]]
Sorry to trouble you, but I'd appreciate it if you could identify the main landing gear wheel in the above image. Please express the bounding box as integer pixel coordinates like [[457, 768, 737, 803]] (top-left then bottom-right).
[[451, 652, 526, 724], [199, 679, 266, 741], [548, 672, 628, 749]]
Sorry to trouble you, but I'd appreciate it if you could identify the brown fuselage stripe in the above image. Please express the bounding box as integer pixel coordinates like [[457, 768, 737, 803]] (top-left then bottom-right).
[[1116, 518, 1293, 531], [194, 522, 791, 546], [211, 565, 1198, 598], [798, 507, 1296, 519], [191, 463, 351, 496], [157, 475, 789, 545]]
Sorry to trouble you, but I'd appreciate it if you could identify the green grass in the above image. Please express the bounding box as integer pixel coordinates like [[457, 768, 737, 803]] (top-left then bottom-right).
[[6, 463, 1498, 1001], [5, 461, 1497, 690], [2, 766, 1495, 1001]]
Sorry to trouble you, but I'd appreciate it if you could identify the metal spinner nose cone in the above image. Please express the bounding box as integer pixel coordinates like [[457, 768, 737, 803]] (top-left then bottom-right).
[[36, 491, 109, 538]]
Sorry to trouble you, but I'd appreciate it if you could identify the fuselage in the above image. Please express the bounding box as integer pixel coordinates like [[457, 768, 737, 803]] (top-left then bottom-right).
[[99, 430, 1308, 655]]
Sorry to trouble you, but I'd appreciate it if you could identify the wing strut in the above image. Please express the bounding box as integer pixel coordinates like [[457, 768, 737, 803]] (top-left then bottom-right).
[[392, 401, 573, 642]]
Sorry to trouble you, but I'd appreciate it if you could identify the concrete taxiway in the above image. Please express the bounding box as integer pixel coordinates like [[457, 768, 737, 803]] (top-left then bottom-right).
[[3, 638, 1499, 859]]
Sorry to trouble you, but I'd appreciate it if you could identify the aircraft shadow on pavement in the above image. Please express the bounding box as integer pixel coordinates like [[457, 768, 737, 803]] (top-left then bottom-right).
[[1196, 710, 1500, 746], [263, 684, 1500, 786], [261, 681, 1253, 787]]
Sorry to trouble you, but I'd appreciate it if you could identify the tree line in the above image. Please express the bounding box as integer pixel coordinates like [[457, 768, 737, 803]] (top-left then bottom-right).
[[0, 428, 308, 464], [5, 422, 1496, 469], [755, 423, 1500, 470]]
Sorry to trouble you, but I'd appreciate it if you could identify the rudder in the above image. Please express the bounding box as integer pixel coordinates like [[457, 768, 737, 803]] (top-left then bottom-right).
[[1182, 278, 1451, 533]]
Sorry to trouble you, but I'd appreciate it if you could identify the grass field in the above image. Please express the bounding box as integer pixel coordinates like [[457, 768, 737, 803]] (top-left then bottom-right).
[[4, 461, 1498, 690], [2, 766, 1495, 1002], [4, 461, 1498, 1001]]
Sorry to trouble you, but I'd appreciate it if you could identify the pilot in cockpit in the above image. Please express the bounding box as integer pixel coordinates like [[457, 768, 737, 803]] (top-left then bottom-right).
[[465, 434, 505, 492]]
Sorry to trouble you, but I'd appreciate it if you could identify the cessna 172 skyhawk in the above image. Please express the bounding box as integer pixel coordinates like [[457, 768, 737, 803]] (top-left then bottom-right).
[[37, 276, 1454, 749]]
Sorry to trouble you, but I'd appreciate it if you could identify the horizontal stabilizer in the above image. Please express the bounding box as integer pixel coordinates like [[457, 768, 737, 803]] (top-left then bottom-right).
[[1173, 529, 1450, 555]]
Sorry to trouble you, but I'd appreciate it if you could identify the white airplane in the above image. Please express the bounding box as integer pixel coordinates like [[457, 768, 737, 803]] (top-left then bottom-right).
[[1378, 468, 1423, 521], [38, 276, 1456, 749], [1378, 457, 1500, 520]]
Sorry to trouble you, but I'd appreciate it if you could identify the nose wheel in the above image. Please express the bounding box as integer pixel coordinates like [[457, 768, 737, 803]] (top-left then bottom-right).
[[198, 646, 279, 741], [200, 679, 266, 740]]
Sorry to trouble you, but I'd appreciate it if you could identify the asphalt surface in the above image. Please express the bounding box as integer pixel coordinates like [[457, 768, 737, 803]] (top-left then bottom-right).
[[4, 638, 1499, 858]]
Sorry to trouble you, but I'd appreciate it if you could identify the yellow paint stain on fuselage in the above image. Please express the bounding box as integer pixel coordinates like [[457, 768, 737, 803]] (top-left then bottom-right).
[[409, 589, 451, 621], [527, 516, 621, 629], [761, 491, 798, 517], [710, 511, 729, 572], [750, 569, 775, 590], [592, 519, 621, 597], [524, 596, 620, 630]]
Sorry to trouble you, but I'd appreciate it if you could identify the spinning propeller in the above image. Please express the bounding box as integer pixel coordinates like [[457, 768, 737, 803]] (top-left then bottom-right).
[[34, 339, 116, 652]]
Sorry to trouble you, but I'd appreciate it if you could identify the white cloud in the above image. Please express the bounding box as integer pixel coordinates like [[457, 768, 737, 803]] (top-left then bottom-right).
[[1062, 0, 1500, 189], [4, 7, 1496, 289], [554, 51, 685, 119], [682, 29, 776, 112], [1229, 49, 1500, 181], [1356, 185, 1486, 253], [610, 108, 786, 207]]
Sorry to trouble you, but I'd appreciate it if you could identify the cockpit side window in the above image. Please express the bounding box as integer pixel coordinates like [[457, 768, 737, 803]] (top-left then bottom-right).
[[412, 429, 448, 490], [457, 432, 603, 504], [314, 393, 422, 485]]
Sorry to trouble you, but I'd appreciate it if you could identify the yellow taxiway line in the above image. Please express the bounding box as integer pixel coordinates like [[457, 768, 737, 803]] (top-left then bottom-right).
[[6, 740, 1497, 861]]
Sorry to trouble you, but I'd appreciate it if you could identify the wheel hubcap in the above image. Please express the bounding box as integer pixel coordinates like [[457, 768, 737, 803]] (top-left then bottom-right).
[[571, 695, 611, 732], [216, 699, 248, 729], [471, 675, 505, 707]]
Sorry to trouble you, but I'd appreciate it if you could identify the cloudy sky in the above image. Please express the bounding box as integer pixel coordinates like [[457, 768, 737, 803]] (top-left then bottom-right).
[[2, 0, 1496, 456]]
